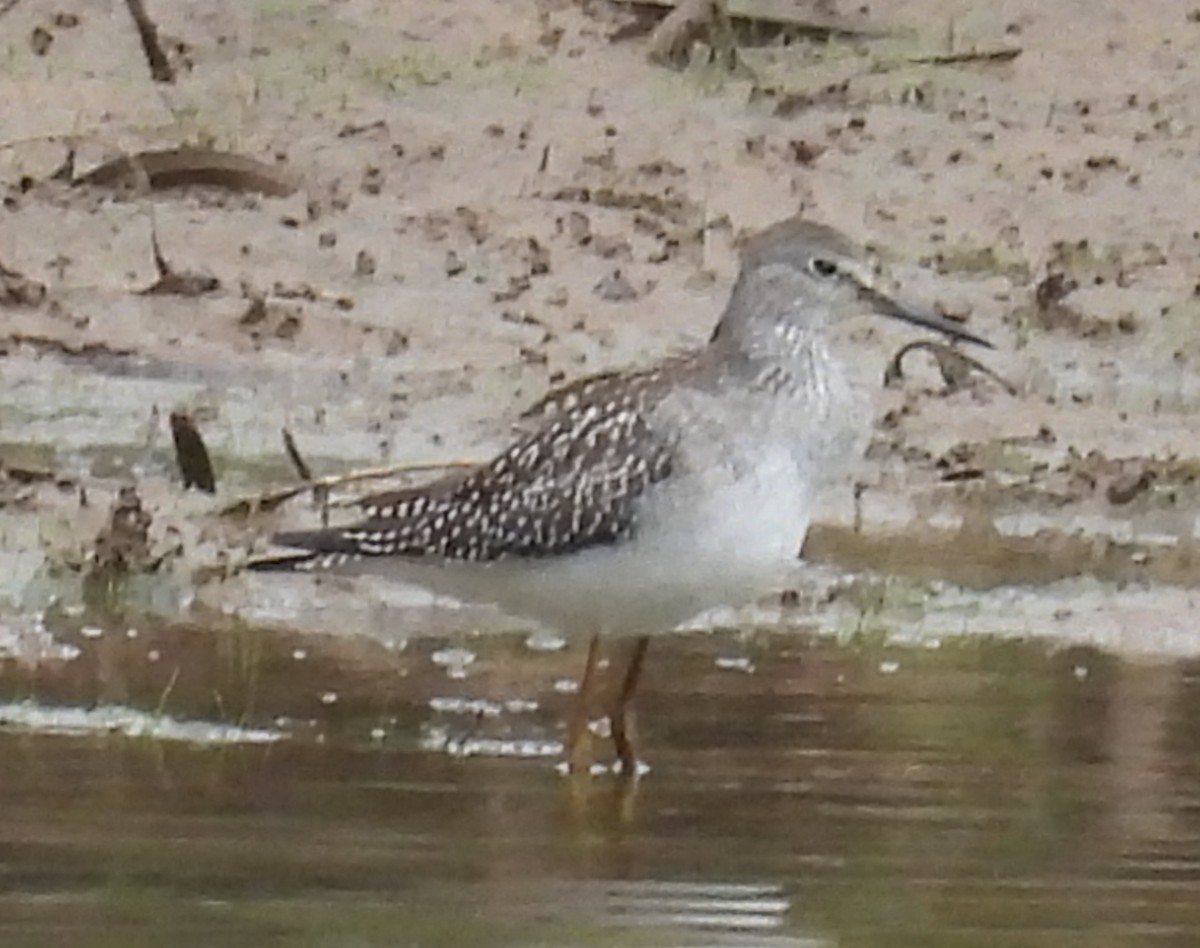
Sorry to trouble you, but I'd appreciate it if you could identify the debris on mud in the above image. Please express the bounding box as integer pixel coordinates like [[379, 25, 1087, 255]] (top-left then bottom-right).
[[140, 227, 220, 297], [613, 0, 886, 50], [75, 147, 298, 198], [90, 485, 154, 573], [907, 48, 1021, 67], [28, 24, 52, 56], [0, 259, 46, 307], [122, 0, 178, 83], [1022, 239, 1154, 338], [1025, 269, 1138, 339], [1064, 451, 1178, 508], [646, 0, 743, 73], [884, 340, 1017, 396], [594, 268, 641, 301], [169, 411, 216, 494]]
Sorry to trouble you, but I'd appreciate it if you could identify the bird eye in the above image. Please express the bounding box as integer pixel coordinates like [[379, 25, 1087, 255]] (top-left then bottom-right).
[[808, 257, 839, 278]]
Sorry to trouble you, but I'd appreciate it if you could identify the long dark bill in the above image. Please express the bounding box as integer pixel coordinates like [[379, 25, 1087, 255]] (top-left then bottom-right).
[[859, 284, 993, 349]]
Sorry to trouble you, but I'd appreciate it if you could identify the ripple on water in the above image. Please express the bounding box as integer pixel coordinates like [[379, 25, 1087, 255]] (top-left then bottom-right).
[[0, 700, 285, 744], [419, 722, 562, 759]]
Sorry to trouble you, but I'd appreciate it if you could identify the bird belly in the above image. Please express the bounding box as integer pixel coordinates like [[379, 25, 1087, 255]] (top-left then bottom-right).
[[333, 446, 812, 639], [529, 447, 807, 634]]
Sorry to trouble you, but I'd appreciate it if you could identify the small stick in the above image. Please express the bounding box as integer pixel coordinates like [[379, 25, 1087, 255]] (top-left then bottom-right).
[[884, 340, 1017, 396], [281, 428, 312, 481], [908, 48, 1021, 66], [218, 460, 476, 518], [123, 0, 175, 83], [281, 427, 329, 522]]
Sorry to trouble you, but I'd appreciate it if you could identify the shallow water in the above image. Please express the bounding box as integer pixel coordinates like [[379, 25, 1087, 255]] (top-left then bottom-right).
[[3, 616, 1199, 947]]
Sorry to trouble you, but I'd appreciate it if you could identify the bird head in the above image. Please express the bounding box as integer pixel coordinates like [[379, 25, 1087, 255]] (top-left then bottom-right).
[[713, 217, 991, 352]]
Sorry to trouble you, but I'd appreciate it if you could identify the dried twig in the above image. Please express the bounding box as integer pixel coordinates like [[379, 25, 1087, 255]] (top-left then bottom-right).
[[281, 427, 327, 522], [123, 0, 174, 82], [75, 147, 298, 197], [218, 460, 477, 518], [281, 428, 313, 481], [884, 340, 1017, 396], [908, 48, 1021, 66]]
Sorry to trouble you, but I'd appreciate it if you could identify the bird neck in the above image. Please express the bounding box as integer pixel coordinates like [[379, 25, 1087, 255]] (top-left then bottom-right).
[[709, 277, 831, 387]]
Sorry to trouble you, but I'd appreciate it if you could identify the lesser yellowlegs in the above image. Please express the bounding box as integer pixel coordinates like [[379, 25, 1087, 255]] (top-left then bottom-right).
[[250, 216, 990, 773]]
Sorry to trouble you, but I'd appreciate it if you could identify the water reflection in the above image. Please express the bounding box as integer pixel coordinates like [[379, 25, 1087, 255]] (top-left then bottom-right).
[[2, 613, 1200, 947]]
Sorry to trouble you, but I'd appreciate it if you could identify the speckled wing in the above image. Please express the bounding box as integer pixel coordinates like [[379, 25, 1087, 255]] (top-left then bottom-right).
[[250, 386, 675, 572], [515, 354, 694, 429]]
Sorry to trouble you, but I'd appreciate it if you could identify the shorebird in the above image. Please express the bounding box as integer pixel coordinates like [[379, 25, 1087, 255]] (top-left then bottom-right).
[[249, 215, 990, 774]]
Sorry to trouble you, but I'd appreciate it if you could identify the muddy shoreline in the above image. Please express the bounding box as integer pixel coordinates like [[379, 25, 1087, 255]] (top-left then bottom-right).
[[3, 1, 1200, 651]]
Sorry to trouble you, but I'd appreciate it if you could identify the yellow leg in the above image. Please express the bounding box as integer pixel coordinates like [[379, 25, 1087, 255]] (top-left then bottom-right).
[[565, 633, 602, 775], [610, 636, 650, 775]]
